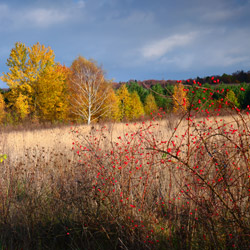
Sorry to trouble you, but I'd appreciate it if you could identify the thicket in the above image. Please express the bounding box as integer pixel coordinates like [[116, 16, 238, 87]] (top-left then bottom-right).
[[0, 81, 250, 249], [2, 79, 250, 126], [1, 43, 250, 126]]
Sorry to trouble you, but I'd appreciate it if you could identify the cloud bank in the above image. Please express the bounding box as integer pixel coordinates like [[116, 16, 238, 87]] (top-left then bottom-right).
[[0, 0, 250, 87]]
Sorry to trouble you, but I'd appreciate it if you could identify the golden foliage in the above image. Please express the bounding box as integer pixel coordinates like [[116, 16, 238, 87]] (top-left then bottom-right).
[[14, 93, 30, 120], [225, 89, 240, 108], [116, 84, 132, 121], [0, 93, 5, 123], [68, 56, 109, 124], [1, 42, 55, 88], [1, 42, 69, 122], [104, 88, 121, 121], [129, 91, 144, 120], [116, 85, 144, 121], [144, 93, 158, 115], [2, 42, 28, 88], [36, 65, 70, 121], [172, 82, 189, 113]]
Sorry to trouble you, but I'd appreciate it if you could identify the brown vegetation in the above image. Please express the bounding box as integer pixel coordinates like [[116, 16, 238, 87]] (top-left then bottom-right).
[[0, 106, 250, 249]]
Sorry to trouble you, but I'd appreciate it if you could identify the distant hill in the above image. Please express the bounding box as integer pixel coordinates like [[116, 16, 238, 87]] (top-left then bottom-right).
[[2, 69, 250, 92], [114, 70, 250, 88], [112, 79, 176, 89]]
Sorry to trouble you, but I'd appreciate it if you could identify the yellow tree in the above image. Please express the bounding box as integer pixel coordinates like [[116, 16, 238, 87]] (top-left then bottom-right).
[[27, 43, 56, 114], [103, 88, 121, 122], [0, 93, 5, 123], [5, 83, 32, 114], [129, 91, 144, 120], [144, 93, 158, 115], [68, 56, 110, 125], [116, 84, 132, 121], [1, 42, 68, 122], [14, 93, 30, 120], [172, 82, 189, 113], [225, 90, 240, 108], [1, 42, 28, 88], [36, 65, 70, 121]]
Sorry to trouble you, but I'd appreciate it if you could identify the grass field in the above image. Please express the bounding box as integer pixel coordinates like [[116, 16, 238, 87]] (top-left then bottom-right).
[[0, 110, 250, 249]]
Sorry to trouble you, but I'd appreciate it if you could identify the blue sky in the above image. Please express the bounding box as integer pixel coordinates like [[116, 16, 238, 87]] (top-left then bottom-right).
[[0, 0, 250, 88]]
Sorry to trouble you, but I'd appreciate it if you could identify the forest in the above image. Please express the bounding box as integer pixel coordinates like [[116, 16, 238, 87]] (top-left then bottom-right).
[[0, 42, 250, 126]]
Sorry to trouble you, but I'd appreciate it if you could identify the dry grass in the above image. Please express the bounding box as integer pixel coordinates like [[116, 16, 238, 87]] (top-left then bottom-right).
[[0, 112, 245, 161], [0, 109, 250, 249]]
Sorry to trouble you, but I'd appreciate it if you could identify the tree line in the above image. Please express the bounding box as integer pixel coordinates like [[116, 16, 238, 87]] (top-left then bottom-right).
[[0, 42, 249, 125]]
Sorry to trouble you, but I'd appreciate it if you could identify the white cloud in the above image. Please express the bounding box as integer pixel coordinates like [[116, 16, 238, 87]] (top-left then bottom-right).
[[141, 32, 197, 59], [0, 2, 85, 30], [136, 27, 250, 74]]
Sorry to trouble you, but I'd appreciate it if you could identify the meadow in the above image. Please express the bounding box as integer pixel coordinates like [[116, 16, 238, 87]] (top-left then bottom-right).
[[1, 106, 250, 249]]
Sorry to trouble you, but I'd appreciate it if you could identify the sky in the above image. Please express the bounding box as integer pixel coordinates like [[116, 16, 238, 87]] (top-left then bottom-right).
[[0, 0, 250, 88]]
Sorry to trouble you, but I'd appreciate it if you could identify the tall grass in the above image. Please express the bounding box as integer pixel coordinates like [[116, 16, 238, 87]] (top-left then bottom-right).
[[0, 84, 250, 249]]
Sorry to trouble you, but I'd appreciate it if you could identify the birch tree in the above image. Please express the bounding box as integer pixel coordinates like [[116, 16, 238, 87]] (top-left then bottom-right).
[[69, 56, 110, 125]]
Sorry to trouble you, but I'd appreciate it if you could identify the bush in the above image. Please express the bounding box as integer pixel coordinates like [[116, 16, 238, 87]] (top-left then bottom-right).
[[70, 82, 250, 249], [0, 81, 250, 249]]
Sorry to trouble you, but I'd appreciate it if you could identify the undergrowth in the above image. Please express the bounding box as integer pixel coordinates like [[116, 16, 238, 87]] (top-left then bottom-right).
[[0, 81, 250, 249]]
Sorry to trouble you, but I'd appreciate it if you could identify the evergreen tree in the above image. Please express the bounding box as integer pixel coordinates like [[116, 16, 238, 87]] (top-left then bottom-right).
[[151, 84, 166, 109], [164, 84, 174, 110], [126, 81, 149, 103]]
